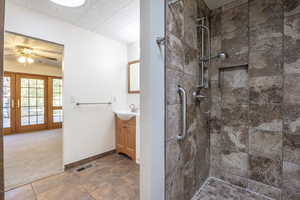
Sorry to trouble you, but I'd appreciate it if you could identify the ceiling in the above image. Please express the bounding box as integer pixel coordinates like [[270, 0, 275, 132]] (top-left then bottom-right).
[[203, 0, 237, 9], [4, 32, 64, 67], [9, 0, 140, 44]]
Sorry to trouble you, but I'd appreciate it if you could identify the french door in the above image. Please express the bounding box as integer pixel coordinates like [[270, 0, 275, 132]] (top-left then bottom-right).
[[16, 74, 48, 133], [3, 72, 62, 134]]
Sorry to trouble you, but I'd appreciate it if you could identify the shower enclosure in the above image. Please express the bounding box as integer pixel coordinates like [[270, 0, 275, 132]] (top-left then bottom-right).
[[165, 0, 300, 199]]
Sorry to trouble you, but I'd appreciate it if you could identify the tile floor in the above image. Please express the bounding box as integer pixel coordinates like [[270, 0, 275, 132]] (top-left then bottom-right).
[[5, 154, 139, 200], [192, 178, 274, 200]]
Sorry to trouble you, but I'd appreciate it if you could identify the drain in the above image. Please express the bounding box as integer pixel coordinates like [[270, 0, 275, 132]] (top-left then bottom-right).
[[76, 164, 94, 172]]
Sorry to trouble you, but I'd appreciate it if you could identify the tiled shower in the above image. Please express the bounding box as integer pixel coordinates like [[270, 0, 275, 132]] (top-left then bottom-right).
[[165, 0, 300, 199]]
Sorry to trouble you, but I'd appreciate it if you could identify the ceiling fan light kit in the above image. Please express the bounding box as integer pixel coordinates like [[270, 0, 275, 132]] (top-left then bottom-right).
[[17, 56, 26, 64], [49, 0, 86, 7]]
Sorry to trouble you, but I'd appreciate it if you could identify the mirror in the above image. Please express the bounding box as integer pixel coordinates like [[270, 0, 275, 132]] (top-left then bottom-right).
[[128, 60, 140, 93]]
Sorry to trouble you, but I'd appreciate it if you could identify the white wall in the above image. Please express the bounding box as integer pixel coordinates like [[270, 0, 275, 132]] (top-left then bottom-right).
[[140, 0, 165, 199], [5, 2, 128, 165], [5, 59, 63, 77], [127, 41, 140, 109]]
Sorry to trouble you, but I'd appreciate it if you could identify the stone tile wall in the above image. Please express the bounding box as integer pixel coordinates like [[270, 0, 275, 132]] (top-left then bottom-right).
[[165, 0, 210, 199], [209, 0, 300, 199]]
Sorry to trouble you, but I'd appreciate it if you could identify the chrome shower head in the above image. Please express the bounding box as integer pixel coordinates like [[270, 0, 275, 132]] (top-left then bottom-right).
[[218, 52, 227, 60]]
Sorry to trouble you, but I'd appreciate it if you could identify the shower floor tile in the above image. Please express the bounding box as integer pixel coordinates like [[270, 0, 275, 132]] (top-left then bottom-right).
[[191, 177, 274, 200]]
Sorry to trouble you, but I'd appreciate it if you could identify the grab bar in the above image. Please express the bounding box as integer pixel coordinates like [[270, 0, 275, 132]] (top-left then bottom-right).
[[177, 86, 187, 140], [76, 102, 112, 106]]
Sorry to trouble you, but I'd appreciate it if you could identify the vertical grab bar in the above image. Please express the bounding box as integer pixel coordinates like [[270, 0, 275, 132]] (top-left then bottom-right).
[[177, 86, 187, 140]]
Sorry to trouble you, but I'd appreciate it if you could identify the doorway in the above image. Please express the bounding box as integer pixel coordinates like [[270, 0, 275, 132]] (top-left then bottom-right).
[[3, 31, 64, 190]]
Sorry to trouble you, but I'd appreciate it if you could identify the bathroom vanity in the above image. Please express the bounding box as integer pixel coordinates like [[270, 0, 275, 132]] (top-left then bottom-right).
[[115, 114, 136, 160]]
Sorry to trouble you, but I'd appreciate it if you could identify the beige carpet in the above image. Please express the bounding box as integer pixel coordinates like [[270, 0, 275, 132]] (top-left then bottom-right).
[[4, 129, 63, 191]]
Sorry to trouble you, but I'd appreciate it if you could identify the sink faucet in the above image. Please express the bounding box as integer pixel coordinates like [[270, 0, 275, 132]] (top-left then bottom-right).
[[129, 104, 138, 113]]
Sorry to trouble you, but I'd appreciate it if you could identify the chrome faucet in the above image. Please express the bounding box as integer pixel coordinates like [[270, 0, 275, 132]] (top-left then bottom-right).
[[129, 104, 138, 113]]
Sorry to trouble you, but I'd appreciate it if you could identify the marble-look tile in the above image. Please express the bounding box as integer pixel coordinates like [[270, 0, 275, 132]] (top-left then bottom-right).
[[166, 104, 181, 141], [184, 0, 198, 49], [249, 104, 282, 132], [249, 155, 282, 188], [166, 139, 182, 178], [182, 73, 198, 105], [249, 23, 283, 77], [192, 177, 271, 200], [221, 2, 248, 35], [284, 74, 300, 104], [210, 37, 221, 81], [222, 104, 248, 127], [282, 162, 300, 200], [249, 76, 283, 104], [220, 66, 249, 105], [166, 68, 183, 105], [220, 150, 249, 177], [222, 125, 248, 152], [249, 129, 282, 160], [184, 46, 199, 76], [210, 146, 221, 177], [210, 82, 222, 135], [222, 29, 249, 68], [223, 0, 248, 11], [284, 13, 300, 75], [249, 0, 283, 28], [166, 34, 184, 72], [166, 0, 184, 39], [166, 165, 184, 200], [283, 133, 300, 165], [283, 104, 300, 136], [5, 184, 35, 200], [247, 179, 281, 200], [219, 173, 248, 188], [210, 8, 222, 38], [284, 0, 300, 17]]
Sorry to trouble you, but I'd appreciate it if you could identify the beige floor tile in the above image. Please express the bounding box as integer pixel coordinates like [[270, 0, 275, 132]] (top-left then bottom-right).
[[5, 184, 36, 200]]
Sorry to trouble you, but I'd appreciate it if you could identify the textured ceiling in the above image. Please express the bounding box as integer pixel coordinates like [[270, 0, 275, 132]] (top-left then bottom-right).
[[5, 32, 64, 67], [203, 0, 237, 9], [9, 0, 140, 44]]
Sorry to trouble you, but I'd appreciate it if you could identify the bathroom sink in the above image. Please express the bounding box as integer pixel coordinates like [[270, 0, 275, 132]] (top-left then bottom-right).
[[114, 111, 139, 120]]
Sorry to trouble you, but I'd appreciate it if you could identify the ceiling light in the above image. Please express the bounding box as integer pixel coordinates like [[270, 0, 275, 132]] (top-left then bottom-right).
[[18, 56, 26, 63], [49, 0, 86, 7], [27, 57, 34, 64]]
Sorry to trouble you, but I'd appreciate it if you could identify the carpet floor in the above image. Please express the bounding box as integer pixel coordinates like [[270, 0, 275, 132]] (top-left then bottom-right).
[[4, 129, 63, 190]]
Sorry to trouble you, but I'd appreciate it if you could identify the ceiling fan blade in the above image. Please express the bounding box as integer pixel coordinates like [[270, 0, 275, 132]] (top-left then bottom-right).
[[32, 53, 58, 61], [32, 48, 62, 55]]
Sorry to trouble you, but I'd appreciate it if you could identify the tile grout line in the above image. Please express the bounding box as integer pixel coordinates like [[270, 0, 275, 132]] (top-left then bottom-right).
[[30, 183, 38, 200]]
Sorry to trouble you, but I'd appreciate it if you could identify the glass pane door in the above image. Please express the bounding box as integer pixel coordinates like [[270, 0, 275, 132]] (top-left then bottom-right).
[[49, 78, 63, 128], [3, 76, 11, 129], [16, 75, 47, 132]]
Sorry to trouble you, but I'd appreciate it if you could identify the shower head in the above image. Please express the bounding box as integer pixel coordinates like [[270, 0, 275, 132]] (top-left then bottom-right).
[[218, 52, 227, 60], [200, 52, 227, 62]]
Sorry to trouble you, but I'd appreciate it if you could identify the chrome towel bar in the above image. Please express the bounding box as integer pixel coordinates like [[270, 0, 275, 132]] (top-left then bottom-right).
[[76, 102, 112, 106], [177, 86, 187, 141]]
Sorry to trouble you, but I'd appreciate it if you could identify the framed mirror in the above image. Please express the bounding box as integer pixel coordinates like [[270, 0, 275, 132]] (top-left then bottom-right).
[[128, 60, 140, 93]]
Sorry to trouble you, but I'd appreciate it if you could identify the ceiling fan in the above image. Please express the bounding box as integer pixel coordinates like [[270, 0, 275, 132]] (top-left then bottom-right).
[[5, 45, 61, 64]]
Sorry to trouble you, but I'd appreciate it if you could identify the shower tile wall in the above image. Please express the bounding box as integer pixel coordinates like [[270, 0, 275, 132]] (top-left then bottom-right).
[[209, 0, 300, 199], [165, 0, 210, 199]]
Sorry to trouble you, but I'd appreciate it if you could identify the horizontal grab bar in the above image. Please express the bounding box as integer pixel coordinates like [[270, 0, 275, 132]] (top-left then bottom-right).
[[76, 102, 112, 106]]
